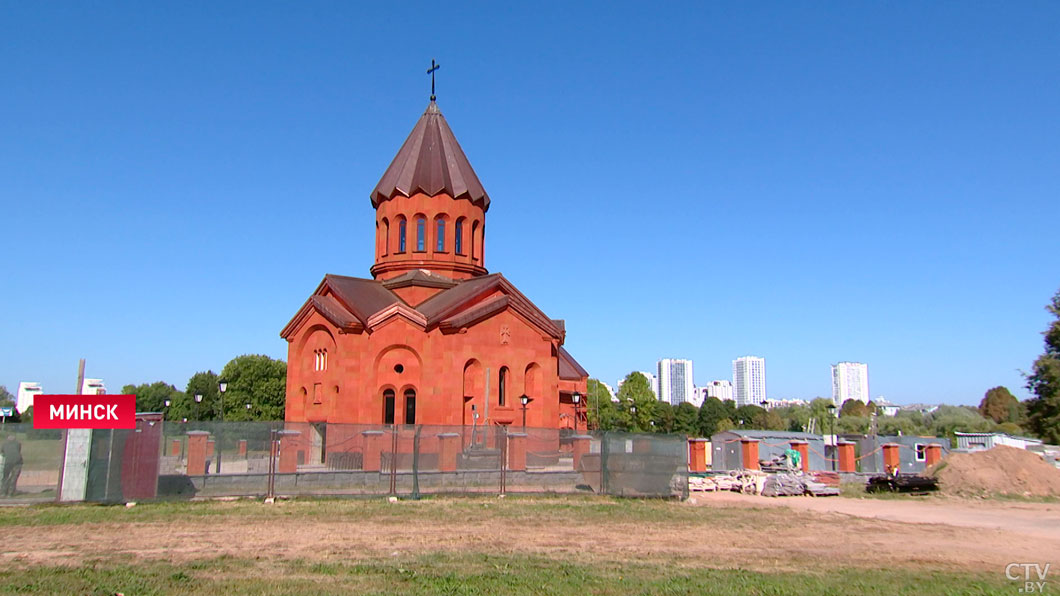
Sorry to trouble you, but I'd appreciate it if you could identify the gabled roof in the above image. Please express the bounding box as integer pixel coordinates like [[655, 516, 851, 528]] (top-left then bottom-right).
[[282, 272, 566, 342], [371, 101, 490, 210], [558, 346, 589, 380], [324, 274, 405, 324]]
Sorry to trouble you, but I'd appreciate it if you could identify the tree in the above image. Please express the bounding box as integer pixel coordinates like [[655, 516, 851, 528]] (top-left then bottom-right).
[[219, 355, 287, 421], [673, 402, 699, 436], [697, 397, 730, 437], [752, 408, 785, 431], [586, 379, 621, 430], [840, 399, 870, 418], [650, 402, 674, 433], [121, 381, 185, 416], [837, 415, 870, 434], [184, 370, 221, 421], [1026, 288, 1060, 443], [615, 372, 656, 432], [979, 386, 1023, 424], [928, 405, 992, 444], [734, 405, 766, 429]]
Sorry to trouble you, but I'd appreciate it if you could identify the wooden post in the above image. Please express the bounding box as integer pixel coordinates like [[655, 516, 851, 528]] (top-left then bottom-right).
[[740, 438, 760, 471], [790, 440, 809, 472], [688, 438, 708, 473], [924, 443, 942, 467], [837, 441, 856, 473], [882, 443, 901, 473]]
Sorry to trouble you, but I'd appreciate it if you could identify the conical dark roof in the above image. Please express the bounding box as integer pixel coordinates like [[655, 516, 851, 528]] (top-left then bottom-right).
[[371, 101, 490, 210]]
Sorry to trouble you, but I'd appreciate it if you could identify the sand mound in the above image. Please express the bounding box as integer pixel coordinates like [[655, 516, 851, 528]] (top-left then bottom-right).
[[926, 445, 1060, 497]]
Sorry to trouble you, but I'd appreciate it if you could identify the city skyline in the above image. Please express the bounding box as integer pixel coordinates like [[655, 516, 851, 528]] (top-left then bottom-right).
[[3, 4, 1058, 407]]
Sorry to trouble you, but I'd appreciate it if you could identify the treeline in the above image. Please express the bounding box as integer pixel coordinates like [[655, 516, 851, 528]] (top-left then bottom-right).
[[587, 373, 1036, 443], [1, 354, 288, 424]]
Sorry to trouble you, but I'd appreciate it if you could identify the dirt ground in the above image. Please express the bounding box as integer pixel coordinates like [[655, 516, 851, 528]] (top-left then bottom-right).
[[3, 494, 1058, 574]]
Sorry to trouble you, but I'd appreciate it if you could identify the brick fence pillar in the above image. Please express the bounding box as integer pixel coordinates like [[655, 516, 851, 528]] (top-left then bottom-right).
[[186, 431, 209, 476], [571, 435, 591, 471], [882, 443, 901, 473], [170, 439, 181, 457], [838, 441, 856, 473], [361, 430, 385, 472], [437, 433, 460, 472], [278, 433, 299, 474], [688, 439, 708, 473], [206, 439, 215, 458], [507, 433, 527, 471], [740, 438, 760, 471], [238, 439, 247, 457]]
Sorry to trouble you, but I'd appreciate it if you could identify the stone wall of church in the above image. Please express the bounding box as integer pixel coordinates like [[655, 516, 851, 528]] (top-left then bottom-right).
[[284, 306, 582, 429]]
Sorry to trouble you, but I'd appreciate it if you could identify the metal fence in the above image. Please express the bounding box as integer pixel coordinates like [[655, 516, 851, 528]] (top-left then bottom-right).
[[0, 421, 688, 504]]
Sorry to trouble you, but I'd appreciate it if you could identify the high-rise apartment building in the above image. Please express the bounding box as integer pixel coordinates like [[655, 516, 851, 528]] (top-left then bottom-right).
[[658, 359, 694, 406], [732, 356, 766, 407], [832, 362, 869, 405], [705, 380, 734, 402]]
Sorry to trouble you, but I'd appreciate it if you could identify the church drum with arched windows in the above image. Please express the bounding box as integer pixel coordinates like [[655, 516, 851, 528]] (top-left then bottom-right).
[[280, 100, 589, 435]]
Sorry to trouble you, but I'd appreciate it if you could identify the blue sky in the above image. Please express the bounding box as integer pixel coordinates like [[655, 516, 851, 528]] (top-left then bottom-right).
[[2, 2, 1058, 405]]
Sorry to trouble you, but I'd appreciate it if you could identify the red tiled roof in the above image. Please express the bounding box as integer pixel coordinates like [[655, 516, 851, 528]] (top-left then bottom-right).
[[371, 101, 490, 210], [558, 346, 589, 380]]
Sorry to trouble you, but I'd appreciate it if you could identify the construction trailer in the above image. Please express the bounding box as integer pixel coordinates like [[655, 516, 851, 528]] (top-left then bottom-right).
[[710, 430, 827, 471], [846, 435, 950, 474]]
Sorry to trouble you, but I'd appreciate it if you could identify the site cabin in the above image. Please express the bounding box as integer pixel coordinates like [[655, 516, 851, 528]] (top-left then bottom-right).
[[280, 100, 589, 461]]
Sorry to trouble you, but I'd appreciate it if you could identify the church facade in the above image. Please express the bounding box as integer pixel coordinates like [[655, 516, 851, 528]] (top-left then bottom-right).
[[281, 100, 588, 431]]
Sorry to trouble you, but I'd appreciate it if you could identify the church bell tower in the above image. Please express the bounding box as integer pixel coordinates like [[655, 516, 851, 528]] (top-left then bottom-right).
[[369, 100, 490, 282]]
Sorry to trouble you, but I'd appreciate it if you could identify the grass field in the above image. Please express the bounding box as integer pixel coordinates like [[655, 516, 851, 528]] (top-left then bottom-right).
[[0, 496, 1032, 595]]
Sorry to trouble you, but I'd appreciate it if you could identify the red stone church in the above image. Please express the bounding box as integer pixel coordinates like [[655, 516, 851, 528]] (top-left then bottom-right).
[[281, 100, 588, 431]]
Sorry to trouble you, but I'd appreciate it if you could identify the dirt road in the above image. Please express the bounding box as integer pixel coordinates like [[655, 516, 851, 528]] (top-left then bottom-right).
[[697, 491, 1060, 541]]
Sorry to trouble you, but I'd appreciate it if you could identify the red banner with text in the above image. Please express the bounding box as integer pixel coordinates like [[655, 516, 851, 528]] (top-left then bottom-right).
[[33, 395, 137, 429]]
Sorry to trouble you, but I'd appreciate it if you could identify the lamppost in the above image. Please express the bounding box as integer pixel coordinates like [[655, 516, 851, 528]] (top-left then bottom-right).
[[571, 392, 581, 432], [245, 402, 252, 419], [194, 394, 202, 421], [519, 394, 530, 431], [216, 380, 227, 474], [630, 405, 637, 432], [826, 403, 838, 472], [163, 399, 171, 420]]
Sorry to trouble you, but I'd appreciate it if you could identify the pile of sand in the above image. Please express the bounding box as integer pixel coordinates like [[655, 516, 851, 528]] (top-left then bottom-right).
[[926, 445, 1060, 497]]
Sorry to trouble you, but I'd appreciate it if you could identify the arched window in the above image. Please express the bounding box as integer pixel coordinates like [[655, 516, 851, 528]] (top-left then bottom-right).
[[471, 220, 479, 261], [381, 218, 389, 257], [455, 219, 464, 255], [436, 218, 446, 252], [498, 367, 508, 407], [416, 217, 426, 252], [404, 389, 416, 425], [398, 219, 407, 253], [383, 389, 395, 424]]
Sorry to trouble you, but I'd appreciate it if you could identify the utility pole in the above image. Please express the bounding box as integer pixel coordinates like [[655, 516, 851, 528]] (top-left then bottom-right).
[[75, 358, 86, 394]]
